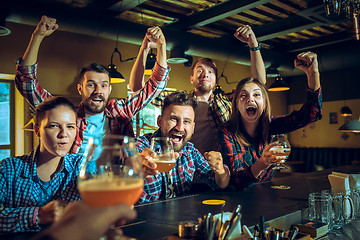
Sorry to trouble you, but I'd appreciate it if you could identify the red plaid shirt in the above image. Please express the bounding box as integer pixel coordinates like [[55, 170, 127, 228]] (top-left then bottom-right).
[[15, 59, 170, 153], [218, 88, 322, 190]]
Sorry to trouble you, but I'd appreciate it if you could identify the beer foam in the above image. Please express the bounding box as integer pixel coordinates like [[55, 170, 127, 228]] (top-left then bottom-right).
[[79, 177, 143, 191], [153, 159, 176, 163], [270, 146, 291, 151], [152, 155, 176, 163]]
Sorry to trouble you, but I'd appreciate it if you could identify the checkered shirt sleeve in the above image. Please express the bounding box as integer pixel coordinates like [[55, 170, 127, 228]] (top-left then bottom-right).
[[135, 134, 218, 203], [0, 151, 83, 232], [208, 92, 233, 129], [110, 63, 170, 119], [15, 59, 53, 108], [269, 87, 322, 134], [218, 124, 276, 190]]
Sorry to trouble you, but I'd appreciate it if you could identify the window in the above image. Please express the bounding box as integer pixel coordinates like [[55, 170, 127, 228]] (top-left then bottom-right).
[[128, 91, 161, 136], [0, 80, 14, 159]]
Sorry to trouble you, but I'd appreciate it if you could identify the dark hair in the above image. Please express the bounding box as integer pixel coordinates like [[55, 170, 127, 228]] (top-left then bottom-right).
[[78, 63, 110, 84], [35, 97, 77, 126], [227, 77, 271, 146], [191, 58, 218, 83], [162, 91, 197, 113]]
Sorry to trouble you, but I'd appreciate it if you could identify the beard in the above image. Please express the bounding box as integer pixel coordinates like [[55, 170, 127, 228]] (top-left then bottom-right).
[[168, 129, 192, 152], [195, 82, 215, 94], [83, 93, 109, 114]]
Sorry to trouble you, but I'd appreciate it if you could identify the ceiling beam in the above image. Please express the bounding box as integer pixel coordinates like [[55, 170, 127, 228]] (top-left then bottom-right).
[[109, 0, 149, 14], [166, 0, 272, 30], [284, 31, 355, 53], [255, 4, 347, 42], [140, 4, 185, 20]]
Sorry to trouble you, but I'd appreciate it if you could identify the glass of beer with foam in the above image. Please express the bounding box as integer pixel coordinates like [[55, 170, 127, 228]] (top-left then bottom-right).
[[270, 134, 291, 170], [78, 135, 143, 207], [150, 137, 176, 172]]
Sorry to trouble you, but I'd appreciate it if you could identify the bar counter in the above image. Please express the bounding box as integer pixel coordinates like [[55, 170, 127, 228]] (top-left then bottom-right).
[[122, 165, 360, 239], [2, 165, 360, 240]]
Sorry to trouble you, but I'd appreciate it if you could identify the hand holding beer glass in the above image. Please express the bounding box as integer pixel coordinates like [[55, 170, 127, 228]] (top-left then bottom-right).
[[78, 135, 144, 207], [270, 134, 291, 170], [150, 137, 176, 173], [270, 134, 292, 190]]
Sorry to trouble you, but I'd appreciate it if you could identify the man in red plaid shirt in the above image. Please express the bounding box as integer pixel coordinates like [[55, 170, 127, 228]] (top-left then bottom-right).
[[15, 15, 170, 155]]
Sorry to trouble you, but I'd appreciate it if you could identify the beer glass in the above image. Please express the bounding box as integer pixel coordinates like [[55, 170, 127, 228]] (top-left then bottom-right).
[[322, 190, 345, 229], [150, 137, 176, 172], [308, 192, 331, 225], [78, 135, 143, 207], [270, 134, 291, 170]]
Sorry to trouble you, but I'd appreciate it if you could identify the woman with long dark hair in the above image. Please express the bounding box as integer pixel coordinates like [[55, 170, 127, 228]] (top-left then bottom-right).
[[218, 52, 322, 190]]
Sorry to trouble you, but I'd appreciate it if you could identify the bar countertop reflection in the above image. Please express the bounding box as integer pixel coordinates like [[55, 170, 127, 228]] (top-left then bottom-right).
[[2, 165, 360, 239], [122, 165, 360, 239]]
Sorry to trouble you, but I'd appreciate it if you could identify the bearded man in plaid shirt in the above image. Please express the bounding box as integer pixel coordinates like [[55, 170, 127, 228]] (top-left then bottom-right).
[[136, 92, 230, 203]]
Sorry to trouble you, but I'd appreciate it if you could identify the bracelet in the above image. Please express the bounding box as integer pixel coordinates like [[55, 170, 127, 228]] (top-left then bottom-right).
[[249, 44, 261, 51]]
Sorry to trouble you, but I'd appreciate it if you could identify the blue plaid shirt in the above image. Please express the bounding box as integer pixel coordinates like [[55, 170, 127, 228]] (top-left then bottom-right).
[[135, 131, 218, 203], [0, 148, 83, 232]]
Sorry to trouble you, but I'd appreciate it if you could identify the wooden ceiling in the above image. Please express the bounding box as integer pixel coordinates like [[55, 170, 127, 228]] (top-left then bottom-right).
[[4, 0, 359, 71], [40, 0, 357, 53]]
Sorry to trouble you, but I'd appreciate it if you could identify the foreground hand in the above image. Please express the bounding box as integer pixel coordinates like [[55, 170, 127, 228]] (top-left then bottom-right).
[[139, 148, 159, 177], [294, 51, 319, 74], [33, 15, 59, 38], [38, 200, 67, 225], [146, 26, 166, 47], [204, 151, 225, 175], [234, 25, 258, 47], [259, 142, 287, 168], [34, 202, 136, 240]]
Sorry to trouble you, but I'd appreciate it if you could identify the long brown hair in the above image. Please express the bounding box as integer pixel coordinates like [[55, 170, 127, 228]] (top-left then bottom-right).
[[227, 77, 271, 146]]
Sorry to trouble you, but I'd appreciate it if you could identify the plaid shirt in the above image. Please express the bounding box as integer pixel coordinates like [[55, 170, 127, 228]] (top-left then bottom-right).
[[15, 60, 170, 154], [135, 131, 219, 203], [218, 88, 322, 190], [0, 148, 82, 232], [152, 90, 233, 145]]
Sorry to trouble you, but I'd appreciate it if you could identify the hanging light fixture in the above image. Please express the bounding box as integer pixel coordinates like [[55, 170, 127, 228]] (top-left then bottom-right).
[[107, 47, 136, 83], [145, 49, 156, 76], [108, 15, 136, 84], [323, 0, 360, 40], [339, 117, 360, 133], [107, 46, 136, 83], [0, 9, 11, 37], [266, 64, 280, 78], [167, 46, 189, 64], [341, 106, 353, 116], [213, 85, 225, 95], [268, 77, 290, 92], [108, 47, 126, 84]]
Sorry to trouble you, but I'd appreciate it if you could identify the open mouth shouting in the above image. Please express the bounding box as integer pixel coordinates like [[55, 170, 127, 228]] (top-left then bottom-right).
[[90, 94, 105, 106], [246, 105, 258, 117], [84, 93, 108, 114], [169, 130, 187, 151]]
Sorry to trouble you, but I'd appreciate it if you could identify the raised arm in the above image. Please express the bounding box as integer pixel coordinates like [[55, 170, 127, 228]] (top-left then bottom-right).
[[234, 25, 266, 84], [294, 51, 321, 91], [204, 151, 230, 189], [21, 15, 59, 66], [129, 26, 166, 92]]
